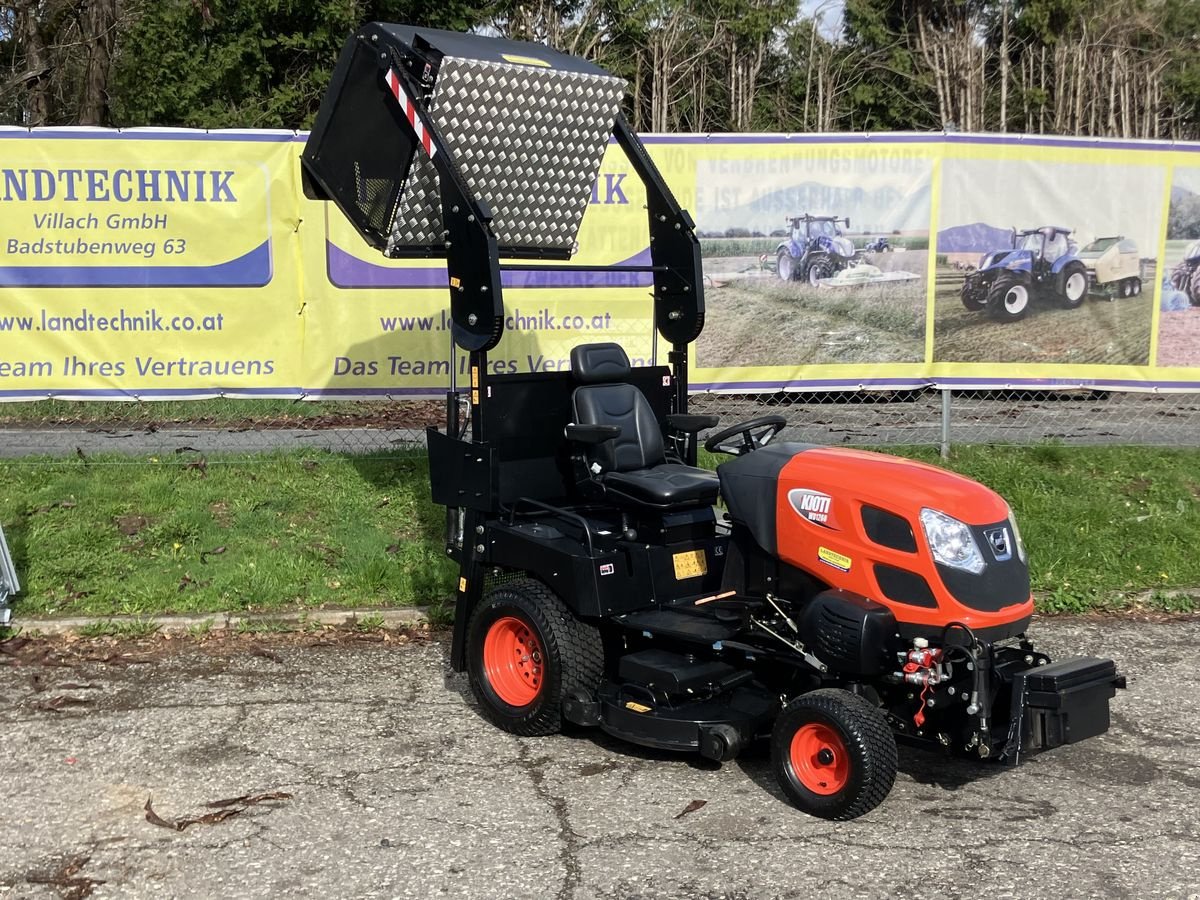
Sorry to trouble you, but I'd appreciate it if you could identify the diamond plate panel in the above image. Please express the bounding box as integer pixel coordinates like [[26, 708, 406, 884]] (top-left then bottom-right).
[[386, 57, 626, 255]]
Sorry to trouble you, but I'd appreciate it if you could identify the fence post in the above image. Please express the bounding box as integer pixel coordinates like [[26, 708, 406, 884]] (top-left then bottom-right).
[[940, 389, 952, 459]]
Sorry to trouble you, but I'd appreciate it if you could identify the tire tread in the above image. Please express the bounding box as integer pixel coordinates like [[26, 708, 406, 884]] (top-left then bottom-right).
[[468, 578, 603, 737], [772, 688, 898, 821]]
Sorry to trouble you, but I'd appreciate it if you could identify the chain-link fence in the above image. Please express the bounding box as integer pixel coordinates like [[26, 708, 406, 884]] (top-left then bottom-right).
[[2, 389, 1199, 460]]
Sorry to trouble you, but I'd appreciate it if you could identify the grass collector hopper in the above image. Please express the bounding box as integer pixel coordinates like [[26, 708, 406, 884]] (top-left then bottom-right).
[[303, 25, 1123, 820]]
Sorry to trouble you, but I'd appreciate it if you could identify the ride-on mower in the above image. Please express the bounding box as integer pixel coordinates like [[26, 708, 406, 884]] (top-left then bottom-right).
[[303, 25, 1124, 820]]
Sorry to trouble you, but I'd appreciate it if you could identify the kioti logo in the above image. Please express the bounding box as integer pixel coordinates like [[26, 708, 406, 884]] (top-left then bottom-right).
[[788, 489, 835, 528]]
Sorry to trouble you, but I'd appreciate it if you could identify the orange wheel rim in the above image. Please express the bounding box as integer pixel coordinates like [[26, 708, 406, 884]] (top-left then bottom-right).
[[789, 722, 850, 795], [482, 616, 545, 707]]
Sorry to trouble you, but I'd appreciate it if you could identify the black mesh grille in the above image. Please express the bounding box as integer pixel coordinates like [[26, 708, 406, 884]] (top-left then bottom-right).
[[862, 505, 917, 553], [874, 563, 938, 608]]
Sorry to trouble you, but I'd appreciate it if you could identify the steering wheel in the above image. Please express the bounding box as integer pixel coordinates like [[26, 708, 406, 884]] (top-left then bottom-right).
[[703, 415, 787, 456]]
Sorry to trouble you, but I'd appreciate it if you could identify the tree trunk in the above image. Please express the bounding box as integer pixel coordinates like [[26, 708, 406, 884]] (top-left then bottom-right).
[[80, 0, 119, 126]]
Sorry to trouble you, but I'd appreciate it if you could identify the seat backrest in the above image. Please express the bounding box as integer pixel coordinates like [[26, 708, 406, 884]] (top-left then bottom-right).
[[570, 343, 665, 472]]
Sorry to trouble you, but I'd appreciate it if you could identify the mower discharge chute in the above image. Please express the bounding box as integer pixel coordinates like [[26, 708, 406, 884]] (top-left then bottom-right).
[[304, 26, 1124, 820]]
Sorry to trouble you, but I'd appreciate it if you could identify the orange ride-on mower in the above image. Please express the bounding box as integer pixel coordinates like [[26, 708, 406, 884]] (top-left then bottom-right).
[[302, 24, 1125, 820]]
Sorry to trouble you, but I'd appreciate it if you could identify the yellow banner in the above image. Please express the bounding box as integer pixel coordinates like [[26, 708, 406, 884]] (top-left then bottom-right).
[[2, 128, 1199, 399]]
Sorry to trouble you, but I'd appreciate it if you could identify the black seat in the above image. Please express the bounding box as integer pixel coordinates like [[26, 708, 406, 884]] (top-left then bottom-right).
[[569, 343, 719, 509]]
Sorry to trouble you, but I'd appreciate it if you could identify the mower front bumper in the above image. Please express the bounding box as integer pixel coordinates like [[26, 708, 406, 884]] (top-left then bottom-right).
[[1001, 655, 1124, 763]]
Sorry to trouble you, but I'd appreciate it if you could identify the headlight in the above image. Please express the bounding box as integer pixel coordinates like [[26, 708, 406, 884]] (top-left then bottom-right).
[[920, 508, 985, 574], [1005, 503, 1028, 563]]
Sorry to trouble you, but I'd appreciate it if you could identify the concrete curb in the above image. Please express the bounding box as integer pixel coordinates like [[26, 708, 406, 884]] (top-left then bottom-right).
[[8, 606, 432, 636]]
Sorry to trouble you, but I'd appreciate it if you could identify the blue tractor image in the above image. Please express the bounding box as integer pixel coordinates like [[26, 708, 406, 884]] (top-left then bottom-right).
[[960, 225, 1089, 322], [776, 214, 857, 286], [1169, 240, 1200, 306]]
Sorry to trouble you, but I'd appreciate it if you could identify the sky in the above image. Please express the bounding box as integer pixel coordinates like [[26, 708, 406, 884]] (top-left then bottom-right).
[[940, 158, 1166, 255], [799, 0, 845, 39]]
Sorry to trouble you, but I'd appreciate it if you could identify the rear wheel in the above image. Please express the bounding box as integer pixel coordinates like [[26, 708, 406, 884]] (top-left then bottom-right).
[[1190, 266, 1200, 306], [777, 251, 796, 282], [1058, 262, 1088, 309], [771, 689, 897, 820], [986, 272, 1032, 321], [467, 579, 603, 736], [1132, 278, 1142, 296]]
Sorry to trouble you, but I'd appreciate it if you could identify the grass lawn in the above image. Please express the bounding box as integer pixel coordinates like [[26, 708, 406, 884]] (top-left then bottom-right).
[[0, 450, 454, 619], [2, 444, 1199, 622]]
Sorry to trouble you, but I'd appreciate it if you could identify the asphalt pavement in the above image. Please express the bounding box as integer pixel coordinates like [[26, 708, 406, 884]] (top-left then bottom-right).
[[1, 617, 1197, 899]]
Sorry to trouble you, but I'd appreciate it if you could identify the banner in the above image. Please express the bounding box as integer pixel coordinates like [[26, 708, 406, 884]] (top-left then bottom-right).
[[2, 127, 1199, 400]]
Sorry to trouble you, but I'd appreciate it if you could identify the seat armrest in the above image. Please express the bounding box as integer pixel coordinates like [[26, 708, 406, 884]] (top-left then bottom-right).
[[565, 423, 621, 445], [667, 414, 719, 434]]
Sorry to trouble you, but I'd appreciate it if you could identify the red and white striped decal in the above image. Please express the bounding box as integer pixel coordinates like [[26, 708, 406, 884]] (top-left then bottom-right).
[[383, 68, 437, 160]]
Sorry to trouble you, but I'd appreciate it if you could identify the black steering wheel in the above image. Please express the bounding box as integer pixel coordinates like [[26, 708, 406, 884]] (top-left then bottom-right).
[[703, 415, 787, 456]]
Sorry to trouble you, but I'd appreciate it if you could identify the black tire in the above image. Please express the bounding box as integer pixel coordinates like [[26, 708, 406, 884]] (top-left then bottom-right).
[[770, 689, 897, 821], [961, 279, 988, 311], [1057, 261, 1088, 309], [806, 256, 833, 287], [1171, 264, 1189, 292], [466, 578, 603, 737], [986, 272, 1033, 322], [1190, 265, 1200, 307], [777, 250, 797, 282], [1132, 277, 1142, 296]]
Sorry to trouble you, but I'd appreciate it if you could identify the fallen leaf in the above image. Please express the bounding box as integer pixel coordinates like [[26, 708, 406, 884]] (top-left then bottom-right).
[[674, 799, 707, 819], [34, 695, 91, 712], [144, 796, 178, 830], [205, 791, 293, 809], [199, 545, 227, 564], [145, 790, 293, 832], [251, 647, 283, 664]]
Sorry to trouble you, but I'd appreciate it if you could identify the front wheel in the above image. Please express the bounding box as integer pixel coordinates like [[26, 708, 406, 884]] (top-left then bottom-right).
[[806, 257, 833, 287], [467, 579, 603, 736], [961, 279, 988, 311], [986, 273, 1032, 322], [771, 689, 898, 820]]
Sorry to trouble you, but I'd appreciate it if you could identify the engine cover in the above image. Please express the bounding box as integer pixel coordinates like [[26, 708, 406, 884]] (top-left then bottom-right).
[[718, 443, 1033, 636]]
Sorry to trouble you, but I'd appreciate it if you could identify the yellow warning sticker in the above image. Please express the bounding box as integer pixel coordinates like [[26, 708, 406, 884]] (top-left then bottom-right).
[[624, 701, 651, 713], [502, 53, 551, 68], [672, 549, 707, 579], [458, 577, 467, 592], [818, 546, 852, 572], [449, 276, 461, 288]]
